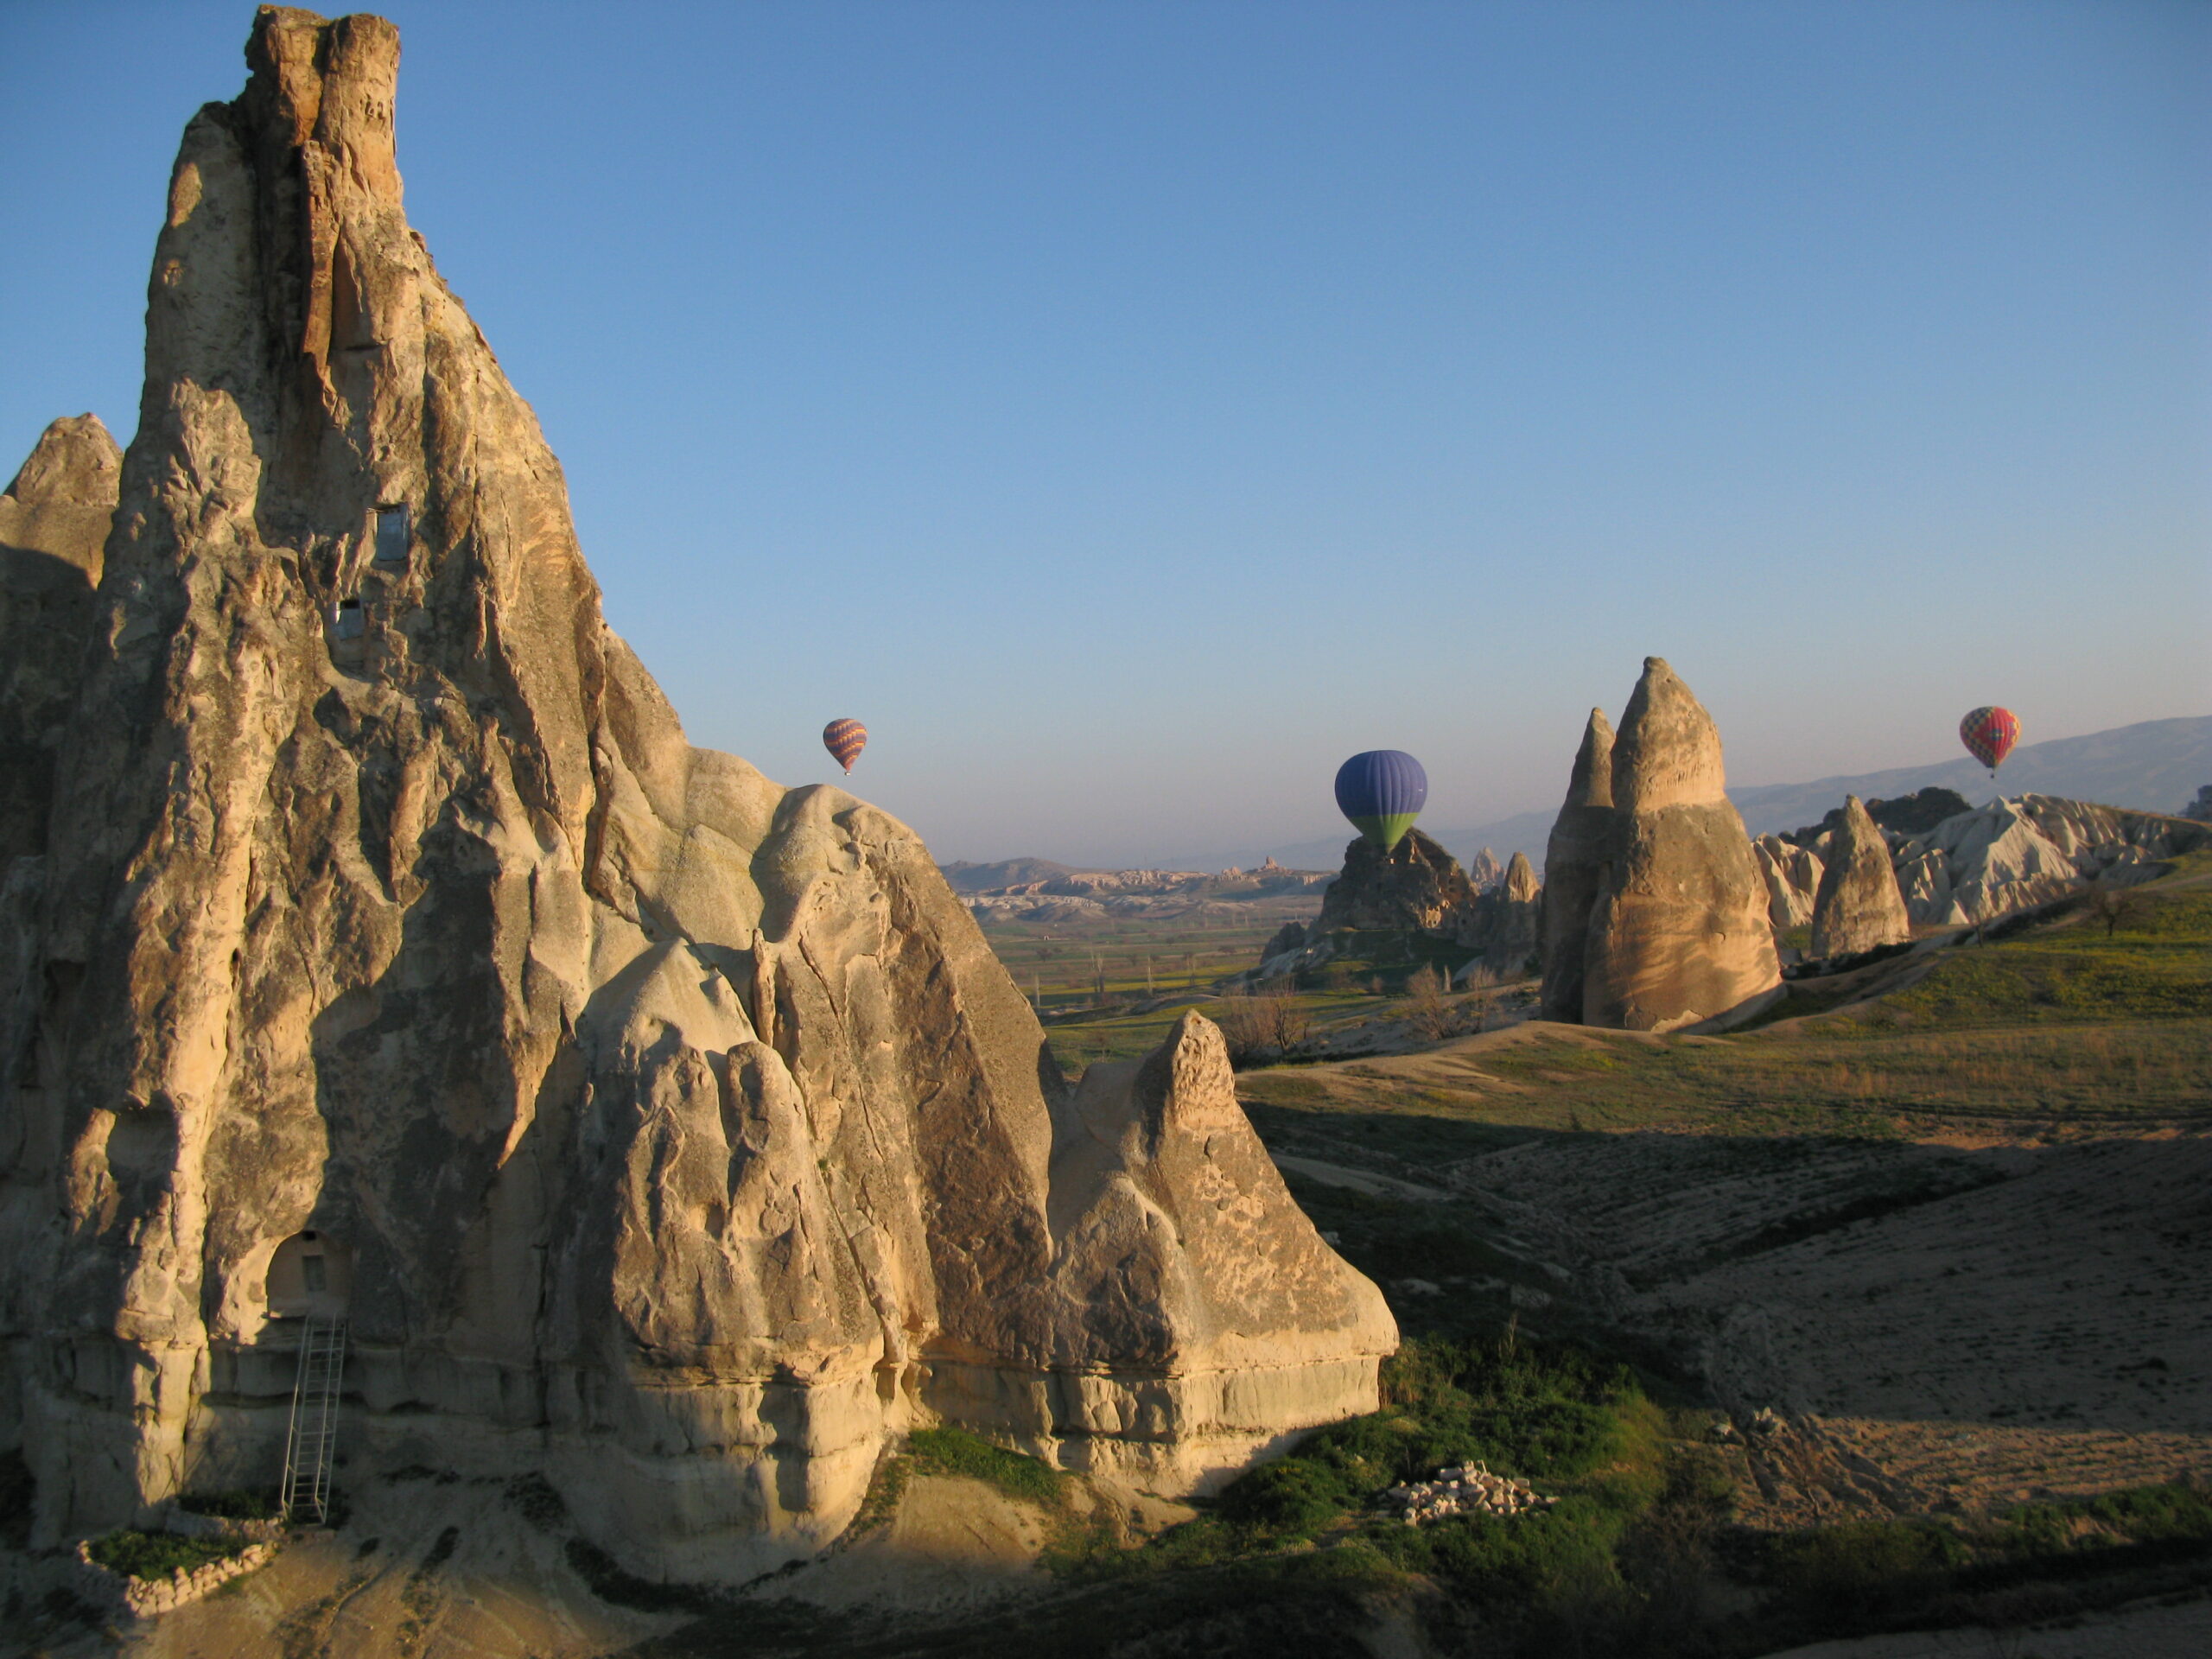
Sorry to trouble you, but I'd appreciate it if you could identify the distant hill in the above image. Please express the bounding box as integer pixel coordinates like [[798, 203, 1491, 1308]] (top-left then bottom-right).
[[1155, 715, 2212, 872], [939, 857, 1075, 892]]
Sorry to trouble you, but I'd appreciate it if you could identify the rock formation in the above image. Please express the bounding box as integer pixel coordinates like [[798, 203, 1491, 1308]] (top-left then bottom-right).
[[1579, 659, 1781, 1031], [1310, 829, 1480, 938], [1466, 847, 1504, 892], [0, 416, 121, 861], [0, 9, 1392, 1580], [1537, 709, 1614, 1021], [1459, 850, 1541, 976], [1808, 797, 1911, 958], [2183, 785, 2212, 825], [1891, 796, 2207, 926], [1751, 834, 1823, 935]]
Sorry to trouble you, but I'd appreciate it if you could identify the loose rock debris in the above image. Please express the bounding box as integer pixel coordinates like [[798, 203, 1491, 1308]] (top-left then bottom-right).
[[1382, 1463, 1556, 1525]]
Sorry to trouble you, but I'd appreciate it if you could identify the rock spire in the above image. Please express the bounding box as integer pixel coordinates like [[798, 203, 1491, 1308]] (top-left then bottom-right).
[[1577, 659, 1781, 1031], [1808, 796, 1911, 958], [1537, 708, 1615, 1020]]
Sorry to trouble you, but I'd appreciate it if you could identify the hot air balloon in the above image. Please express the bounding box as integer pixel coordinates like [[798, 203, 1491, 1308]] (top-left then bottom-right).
[[1959, 706, 2019, 776], [823, 717, 868, 774], [1334, 750, 1427, 853]]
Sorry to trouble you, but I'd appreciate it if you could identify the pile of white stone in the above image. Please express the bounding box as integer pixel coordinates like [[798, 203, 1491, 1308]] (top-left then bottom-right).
[[74, 1535, 278, 1618], [1383, 1462, 1555, 1526]]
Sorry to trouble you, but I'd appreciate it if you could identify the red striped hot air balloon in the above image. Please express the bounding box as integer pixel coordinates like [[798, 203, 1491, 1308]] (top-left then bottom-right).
[[822, 717, 868, 774], [1959, 706, 2019, 776]]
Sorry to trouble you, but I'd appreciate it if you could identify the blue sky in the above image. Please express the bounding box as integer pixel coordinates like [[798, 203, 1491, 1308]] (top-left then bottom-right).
[[4, 1, 2206, 866]]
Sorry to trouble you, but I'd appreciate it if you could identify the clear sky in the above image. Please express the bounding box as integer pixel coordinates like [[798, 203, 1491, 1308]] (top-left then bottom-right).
[[4, 1, 2207, 867]]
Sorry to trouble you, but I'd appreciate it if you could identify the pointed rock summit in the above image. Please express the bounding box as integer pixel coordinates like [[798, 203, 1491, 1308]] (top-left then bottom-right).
[[0, 415, 121, 860], [1809, 796, 1911, 958], [1312, 826, 1480, 936], [1538, 708, 1615, 1020], [0, 10, 1391, 1577], [1567, 660, 1781, 1031]]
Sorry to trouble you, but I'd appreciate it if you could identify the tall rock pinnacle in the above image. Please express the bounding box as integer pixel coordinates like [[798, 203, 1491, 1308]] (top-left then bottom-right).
[[1809, 795, 1912, 958], [1537, 708, 1615, 1021], [1579, 659, 1781, 1031], [0, 9, 1393, 1575]]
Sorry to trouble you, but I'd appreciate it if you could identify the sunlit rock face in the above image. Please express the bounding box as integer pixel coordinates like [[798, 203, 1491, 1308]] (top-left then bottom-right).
[[1808, 796, 1911, 959], [1577, 659, 1782, 1032], [1537, 709, 1614, 1020], [0, 7, 1392, 1582]]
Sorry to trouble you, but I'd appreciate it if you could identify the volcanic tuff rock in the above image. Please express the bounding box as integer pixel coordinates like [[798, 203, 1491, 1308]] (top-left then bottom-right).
[[1892, 796, 2208, 926], [1751, 835, 1823, 935], [1466, 847, 1505, 892], [1808, 796, 1911, 959], [1312, 828, 1481, 938], [0, 8, 1392, 1580], [0, 416, 122, 862], [1459, 850, 1541, 973], [1537, 709, 1615, 1021], [1578, 660, 1781, 1031]]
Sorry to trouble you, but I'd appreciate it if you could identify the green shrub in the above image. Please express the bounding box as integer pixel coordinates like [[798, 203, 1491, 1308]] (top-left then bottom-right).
[[86, 1529, 243, 1581], [2086, 1482, 2212, 1542], [177, 1488, 279, 1520], [906, 1427, 1064, 1509], [1217, 1457, 1354, 1537], [1769, 1520, 1966, 1615]]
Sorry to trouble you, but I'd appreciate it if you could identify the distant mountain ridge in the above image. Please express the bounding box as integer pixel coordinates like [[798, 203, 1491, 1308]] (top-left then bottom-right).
[[939, 857, 1076, 892], [1141, 715, 2212, 872]]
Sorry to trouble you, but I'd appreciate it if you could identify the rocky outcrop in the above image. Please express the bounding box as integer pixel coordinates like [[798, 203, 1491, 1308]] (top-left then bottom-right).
[[2183, 785, 2212, 825], [1466, 847, 1504, 892], [1459, 850, 1541, 975], [1311, 829, 1480, 938], [1537, 709, 1614, 1020], [1782, 786, 1971, 850], [0, 416, 121, 861], [1891, 796, 2208, 926], [1580, 660, 1781, 1031], [1752, 835, 1823, 934], [1808, 797, 1910, 958], [0, 9, 1391, 1582]]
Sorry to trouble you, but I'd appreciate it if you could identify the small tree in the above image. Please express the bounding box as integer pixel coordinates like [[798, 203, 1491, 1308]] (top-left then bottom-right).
[[1404, 964, 1452, 1042], [2083, 875, 2144, 938]]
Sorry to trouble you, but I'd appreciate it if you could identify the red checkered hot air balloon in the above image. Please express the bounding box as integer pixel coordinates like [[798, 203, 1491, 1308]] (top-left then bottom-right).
[[822, 717, 868, 774], [1959, 706, 2019, 776]]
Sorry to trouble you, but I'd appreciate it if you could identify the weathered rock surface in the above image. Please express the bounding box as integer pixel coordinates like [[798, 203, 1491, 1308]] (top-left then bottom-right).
[[1891, 796, 2208, 926], [1579, 660, 1781, 1031], [0, 8, 1390, 1582], [0, 416, 121, 861], [1466, 847, 1504, 893], [1808, 796, 1911, 958], [2180, 785, 2211, 825], [1751, 834, 1823, 935], [1537, 709, 1614, 1021], [1459, 850, 1541, 975], [1311, 829, 1480, 938]]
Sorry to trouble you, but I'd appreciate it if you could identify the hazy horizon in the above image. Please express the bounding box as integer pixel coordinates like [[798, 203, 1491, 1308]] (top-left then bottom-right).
[[6, 1, 2206, 867]]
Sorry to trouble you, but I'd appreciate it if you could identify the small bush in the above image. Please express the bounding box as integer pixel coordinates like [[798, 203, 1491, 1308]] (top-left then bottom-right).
[[86, 1529, 243, 1581], [178, 1488, 279, 1521], [1217, 1457, 1354, 1537], [1769, 1520, 1966, 1616], [906, 1427, 1064, 1509]]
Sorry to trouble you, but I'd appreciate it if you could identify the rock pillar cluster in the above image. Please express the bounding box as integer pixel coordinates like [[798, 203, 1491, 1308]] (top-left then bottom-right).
[[1536, 661, 1781, 1031], [0, 8, 1392, 1581]]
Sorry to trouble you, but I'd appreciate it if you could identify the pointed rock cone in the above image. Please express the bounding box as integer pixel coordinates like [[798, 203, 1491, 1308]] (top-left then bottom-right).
[[1810, 795, 1913, 959], [1538, 709, 1615, 1021], [1580, 659, 1780, 1031]]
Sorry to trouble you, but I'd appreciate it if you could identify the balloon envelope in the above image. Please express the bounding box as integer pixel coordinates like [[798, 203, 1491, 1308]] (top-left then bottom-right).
[[823, 717, 868, 774], [1959, 706, 2019, 773], [1334, 750, 1427, 852]]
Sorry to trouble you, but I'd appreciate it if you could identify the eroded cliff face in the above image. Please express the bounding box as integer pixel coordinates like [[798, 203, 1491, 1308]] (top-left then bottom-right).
[[0, 8, 1391, 1579]]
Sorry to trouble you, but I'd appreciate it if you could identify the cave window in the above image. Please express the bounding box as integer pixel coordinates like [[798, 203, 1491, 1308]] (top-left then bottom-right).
[[264, 1230, 353, 1319], [332, 599, 365, 640], [373, 505, 410, 568]]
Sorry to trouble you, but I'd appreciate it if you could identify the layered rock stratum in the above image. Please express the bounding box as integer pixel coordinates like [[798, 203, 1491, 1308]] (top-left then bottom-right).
[[0, 8, 1392, 1580], [1808, 796, 1911, 959]]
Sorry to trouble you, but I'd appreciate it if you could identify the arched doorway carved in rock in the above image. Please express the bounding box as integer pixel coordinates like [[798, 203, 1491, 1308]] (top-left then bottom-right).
[[263, 1230, 353, 1319]]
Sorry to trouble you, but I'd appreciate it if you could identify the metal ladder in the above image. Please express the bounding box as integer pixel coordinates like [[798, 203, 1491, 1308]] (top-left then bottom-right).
[[281, 1315, 347, 1523]]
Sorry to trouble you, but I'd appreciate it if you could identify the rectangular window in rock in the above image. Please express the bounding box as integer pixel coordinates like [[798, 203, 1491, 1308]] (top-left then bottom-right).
[[373, 505, 410, 567], [302, 1255, 327, 1294], [332, 599, 365, 640]]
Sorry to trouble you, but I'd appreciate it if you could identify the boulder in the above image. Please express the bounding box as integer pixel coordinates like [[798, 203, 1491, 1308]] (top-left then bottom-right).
[[0, 9, 1391, 1581], [1537, 709, 1616, 1021], [1580, 659, 1780, 1031], [1808, 796, 1911, 958], [0, 415, 121, 860]]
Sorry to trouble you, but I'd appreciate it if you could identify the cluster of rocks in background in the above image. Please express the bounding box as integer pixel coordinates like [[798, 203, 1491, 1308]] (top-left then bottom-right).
[[2184, 785, 2212, 824], [1383, 1463, 1554, 1526]]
